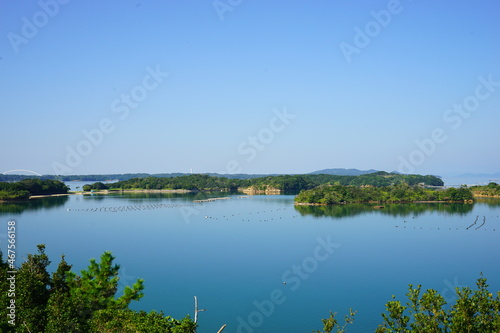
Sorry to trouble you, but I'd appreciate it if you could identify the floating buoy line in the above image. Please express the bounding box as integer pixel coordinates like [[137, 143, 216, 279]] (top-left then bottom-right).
[[396, 215, 497, 232], [67, 202, 200, 213]]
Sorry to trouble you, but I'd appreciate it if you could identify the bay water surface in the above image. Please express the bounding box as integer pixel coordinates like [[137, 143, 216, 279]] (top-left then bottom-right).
[[1, 192, 499, 332]]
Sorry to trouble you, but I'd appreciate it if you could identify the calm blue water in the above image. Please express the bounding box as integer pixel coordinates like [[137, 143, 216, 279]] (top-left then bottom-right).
[[1, 193, 499, 332]]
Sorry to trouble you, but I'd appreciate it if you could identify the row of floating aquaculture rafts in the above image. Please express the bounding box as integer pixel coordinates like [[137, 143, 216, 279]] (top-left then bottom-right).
[[203, 208, 300, 221], [67, 203, 200, 213], [395, 215, 497, 231], [67, 195, 250, 212]]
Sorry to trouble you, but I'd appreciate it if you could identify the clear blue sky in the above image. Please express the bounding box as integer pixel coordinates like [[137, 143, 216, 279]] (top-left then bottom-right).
[[1, 0, 499, 176]]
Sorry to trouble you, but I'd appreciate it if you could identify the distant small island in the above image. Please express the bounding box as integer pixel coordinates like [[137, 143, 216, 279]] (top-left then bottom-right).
[[294, 184, 474, 205]]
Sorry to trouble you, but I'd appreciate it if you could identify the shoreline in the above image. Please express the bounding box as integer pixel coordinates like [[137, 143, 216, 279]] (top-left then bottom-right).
[[29, 193, 73, 199], [26, 189, 194, 200], [96, 189, 193, 194], [9, 190, 500, 202], [294, 200, 475, 206], [472, 193, 500, 198]]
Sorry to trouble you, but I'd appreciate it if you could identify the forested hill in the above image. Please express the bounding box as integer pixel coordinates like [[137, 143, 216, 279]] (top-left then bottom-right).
[[0, 179, 69, 200], [83, 172, 444, 192], [0, 172, 277, 182], [309, 168, 379, 175], [295, 184, 473, 205]]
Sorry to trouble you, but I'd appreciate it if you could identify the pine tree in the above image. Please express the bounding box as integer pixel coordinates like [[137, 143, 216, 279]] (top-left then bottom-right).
[[16, 244, 51, 333], [46, 255, 87, 332], [66, 251, 145, 325]]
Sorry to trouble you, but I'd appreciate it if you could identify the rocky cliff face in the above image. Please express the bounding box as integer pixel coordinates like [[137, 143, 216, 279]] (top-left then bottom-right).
[[240, 186, 281, 195]]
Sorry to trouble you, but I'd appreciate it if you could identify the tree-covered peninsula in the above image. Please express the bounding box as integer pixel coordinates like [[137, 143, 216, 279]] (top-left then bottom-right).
[[0, 179, 69, 201], [82, 172, 444, 193], [295, 184, 474, 205], [470, 182, 500, 198]]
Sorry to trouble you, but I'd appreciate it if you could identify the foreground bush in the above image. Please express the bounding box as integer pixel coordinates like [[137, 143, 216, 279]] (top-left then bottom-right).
[[0, 245, 195, 332], [315, 275, 500, 332]]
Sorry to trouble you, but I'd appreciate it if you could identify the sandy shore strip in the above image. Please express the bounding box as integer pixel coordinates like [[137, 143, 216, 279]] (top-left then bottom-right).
[[29, 193, 73, 199]]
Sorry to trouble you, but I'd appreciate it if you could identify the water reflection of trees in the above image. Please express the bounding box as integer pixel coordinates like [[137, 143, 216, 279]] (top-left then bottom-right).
[[294, 202, 476, 218], [0, 196, 69, 215], [475, 197, 500, 207], [87, 191, 233, 204]]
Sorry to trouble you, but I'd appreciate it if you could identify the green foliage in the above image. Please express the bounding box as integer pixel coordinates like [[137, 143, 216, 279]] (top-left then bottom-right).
[[89, 173, 444, 194], [295, 184, 473, 205], [108, 175, 240, 191], [16, 244, 51, 332], [375, 275, 500, 333], [90, 310, 196, 333], [0, 179, 69, 200], [83, 182, 110, 191], [46, 255, 85, 332], [314, 309, 356, 333], [0, 246, 195, 332], [65, 251, 145, 328], [0, 189, 30, 200], [471, 182, 500, 197]]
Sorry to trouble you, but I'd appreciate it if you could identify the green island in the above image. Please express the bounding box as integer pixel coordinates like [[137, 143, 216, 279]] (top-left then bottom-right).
[[0, 179, 69, 201], [81, 172, 444, 194], [3, 246, 499, 332], [1, 173, 491, 209], [294, 184, 474, 205]]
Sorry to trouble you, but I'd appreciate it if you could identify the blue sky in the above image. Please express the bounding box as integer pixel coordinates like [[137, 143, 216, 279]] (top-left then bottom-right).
[[1, 0, 499, 176]]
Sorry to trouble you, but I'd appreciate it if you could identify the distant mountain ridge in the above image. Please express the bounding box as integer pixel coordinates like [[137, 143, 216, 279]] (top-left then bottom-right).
[[1, 168, 389, 181], [454, 172, 500, 178], [308, 168, 380, 176]]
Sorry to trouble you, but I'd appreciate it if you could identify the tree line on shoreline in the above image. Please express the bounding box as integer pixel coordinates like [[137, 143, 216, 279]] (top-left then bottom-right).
[[3, 174, 497, 205], [0, 179, 69, 201], [81, 172, 444, 193], [295, 183, 474, 205], [470, 182, 500, 197]]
